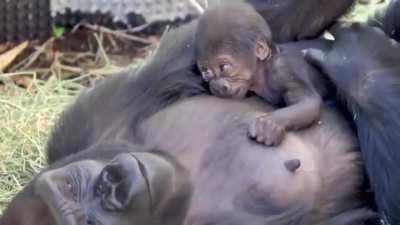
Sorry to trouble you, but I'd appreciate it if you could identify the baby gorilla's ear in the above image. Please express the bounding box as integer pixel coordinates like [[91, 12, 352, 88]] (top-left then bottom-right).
[[255, 39, 271, 61]]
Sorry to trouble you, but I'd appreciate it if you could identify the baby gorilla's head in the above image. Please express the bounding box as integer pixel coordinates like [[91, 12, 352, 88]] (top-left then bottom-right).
[[194, 2, 275, 98]]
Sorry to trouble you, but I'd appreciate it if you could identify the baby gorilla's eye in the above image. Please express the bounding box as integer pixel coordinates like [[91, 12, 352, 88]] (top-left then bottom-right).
[[201, 68, 214, 82], [220, 63, 233, 74]]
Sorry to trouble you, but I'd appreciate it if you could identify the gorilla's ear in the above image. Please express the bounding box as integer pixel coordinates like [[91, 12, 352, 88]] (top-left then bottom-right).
[[0, 184, 55, 225]]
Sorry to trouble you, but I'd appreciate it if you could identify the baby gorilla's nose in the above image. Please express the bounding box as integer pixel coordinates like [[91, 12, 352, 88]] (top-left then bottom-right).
[[221, 83, 229, 93], [210, 78, 231, 97]]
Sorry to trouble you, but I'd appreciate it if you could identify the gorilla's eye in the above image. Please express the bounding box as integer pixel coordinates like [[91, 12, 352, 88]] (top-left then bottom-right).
[[61, 178, 74, 194], [60, 177, 78, 201], [65, 181, 73, 193]]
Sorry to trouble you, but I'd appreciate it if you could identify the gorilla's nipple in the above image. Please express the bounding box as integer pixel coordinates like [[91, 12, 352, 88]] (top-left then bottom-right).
[[284, 159, 301, 173]]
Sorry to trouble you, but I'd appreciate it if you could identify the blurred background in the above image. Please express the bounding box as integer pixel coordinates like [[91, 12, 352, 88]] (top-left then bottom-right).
[[0, 0, 391, 214]]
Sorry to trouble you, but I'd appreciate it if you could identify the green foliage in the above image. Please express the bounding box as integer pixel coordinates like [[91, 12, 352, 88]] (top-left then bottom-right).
[[52, 26, 66, 38], [0, 76, 79, 212]]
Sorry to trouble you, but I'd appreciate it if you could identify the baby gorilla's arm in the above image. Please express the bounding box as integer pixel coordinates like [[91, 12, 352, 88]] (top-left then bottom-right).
[[249, 55, 322, 146], [273, 88, 322, 130], [249, 93, 321, 146]]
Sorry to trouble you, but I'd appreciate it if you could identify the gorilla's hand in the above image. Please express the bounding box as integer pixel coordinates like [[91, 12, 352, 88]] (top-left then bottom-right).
[[303, 23, 400, 93], [248, 114, 286, 146]]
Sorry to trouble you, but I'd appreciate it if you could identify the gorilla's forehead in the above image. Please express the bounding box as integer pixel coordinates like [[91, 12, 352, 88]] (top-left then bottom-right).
[[53, 159, 104, 171]]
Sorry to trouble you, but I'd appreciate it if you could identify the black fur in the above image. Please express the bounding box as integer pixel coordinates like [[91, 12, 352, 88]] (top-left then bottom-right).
[[305, 23, 400, 225], [369, 0, 400, 42], [246, 0, 355, 42]]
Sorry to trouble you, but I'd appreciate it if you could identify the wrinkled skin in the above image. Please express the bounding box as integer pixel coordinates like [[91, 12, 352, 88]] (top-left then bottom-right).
[[304, 23, 400, 225]]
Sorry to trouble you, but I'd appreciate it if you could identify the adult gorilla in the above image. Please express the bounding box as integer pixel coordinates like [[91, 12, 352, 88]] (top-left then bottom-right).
[[0, 21, 375, 225]]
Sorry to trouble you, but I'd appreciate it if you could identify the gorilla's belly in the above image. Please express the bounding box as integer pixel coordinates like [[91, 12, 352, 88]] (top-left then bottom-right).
[[138, 96, 360, 222]]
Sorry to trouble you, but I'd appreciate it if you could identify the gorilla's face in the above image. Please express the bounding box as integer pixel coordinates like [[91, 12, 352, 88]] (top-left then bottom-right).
[[33, 151, 191, 225]]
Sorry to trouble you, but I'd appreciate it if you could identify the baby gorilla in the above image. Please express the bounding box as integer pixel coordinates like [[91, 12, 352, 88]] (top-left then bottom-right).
[[195, 3, 324, 146]]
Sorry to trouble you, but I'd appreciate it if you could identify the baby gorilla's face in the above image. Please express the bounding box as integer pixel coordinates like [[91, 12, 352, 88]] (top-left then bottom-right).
[[197, 39, 272, 98], [197, 53, 256, 98]]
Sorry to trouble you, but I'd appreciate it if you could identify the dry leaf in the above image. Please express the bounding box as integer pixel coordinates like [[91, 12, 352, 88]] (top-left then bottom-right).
[[0, 41, 29, 72], [0, 43, 11, 54], [14, 76, 34, 89]]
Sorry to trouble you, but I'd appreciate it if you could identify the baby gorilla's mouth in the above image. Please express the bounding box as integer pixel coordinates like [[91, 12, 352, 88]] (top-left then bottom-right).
[[231, 87, 247, 98]]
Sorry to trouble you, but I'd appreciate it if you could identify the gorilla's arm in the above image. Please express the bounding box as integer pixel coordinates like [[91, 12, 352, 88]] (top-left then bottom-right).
[[305, 23, 400, 225], [47, 22, 207, 163], [247, 0, 355, 43], [47, 74, 129, 163]]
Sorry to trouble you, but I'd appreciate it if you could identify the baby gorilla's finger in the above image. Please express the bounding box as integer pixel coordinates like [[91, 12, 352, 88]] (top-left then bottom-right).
[[261, 120, 273, 146], [264, 133, 277, 146], [303, 49, 326, 69], [264, 139, 273, 146], [256, 117, 266, 143], [270, 126, 284, 146], [248, 120, 257, 138]]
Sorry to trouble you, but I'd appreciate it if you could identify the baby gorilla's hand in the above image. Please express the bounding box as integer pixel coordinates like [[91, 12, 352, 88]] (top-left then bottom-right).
[[248, 115, 285, 146]]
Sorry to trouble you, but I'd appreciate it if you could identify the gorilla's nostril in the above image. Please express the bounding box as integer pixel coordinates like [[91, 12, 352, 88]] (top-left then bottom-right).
[[95, 165, 125, 198], [86, 219, 95, 225], [97, 162, 137, 211], [104, 165, 124, 184]]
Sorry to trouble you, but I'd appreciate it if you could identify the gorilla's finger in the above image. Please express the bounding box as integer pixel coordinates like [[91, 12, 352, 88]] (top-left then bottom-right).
[[329, 22, 352, 38], [303, 49, 327, 69], [371, 26, 386, 36]]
